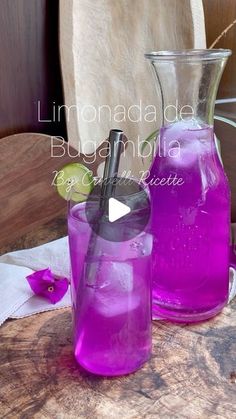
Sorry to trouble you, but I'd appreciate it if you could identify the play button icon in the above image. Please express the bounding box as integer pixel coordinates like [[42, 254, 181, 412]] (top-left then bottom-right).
[[108, 198, 131, 222], [85, 177, 150, 242]]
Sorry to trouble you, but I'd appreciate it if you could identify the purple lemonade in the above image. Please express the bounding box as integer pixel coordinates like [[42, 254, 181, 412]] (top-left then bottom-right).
[[149, 120, 230, 322], [68, 202, 152, 375]]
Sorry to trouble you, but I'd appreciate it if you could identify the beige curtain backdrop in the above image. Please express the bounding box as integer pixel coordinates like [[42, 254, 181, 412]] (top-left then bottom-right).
[[60, 0, 206, 176]]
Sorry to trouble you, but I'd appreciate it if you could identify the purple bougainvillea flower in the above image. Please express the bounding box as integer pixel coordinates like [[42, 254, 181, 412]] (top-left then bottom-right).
[[26, 268, 69, 304]]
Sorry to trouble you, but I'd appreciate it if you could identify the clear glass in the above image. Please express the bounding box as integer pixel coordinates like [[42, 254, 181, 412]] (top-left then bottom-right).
[[145, 49, 231, 322], [68, 186, 152, 376]]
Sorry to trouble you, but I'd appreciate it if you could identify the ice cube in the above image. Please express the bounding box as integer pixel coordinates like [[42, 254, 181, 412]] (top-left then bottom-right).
[[89, 261, 140, 317], [128, 232, 153, 258]]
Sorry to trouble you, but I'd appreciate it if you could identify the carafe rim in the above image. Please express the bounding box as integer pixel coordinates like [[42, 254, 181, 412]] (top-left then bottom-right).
[[145, 49, 232, 61]]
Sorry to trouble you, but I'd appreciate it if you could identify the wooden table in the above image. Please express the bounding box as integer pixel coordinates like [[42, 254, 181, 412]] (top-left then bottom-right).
[[0, 134, 236, 418]]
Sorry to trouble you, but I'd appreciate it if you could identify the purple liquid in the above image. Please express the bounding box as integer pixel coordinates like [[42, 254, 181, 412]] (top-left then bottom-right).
[[149, 121, 230, 322], [68, 204, 152, 375]]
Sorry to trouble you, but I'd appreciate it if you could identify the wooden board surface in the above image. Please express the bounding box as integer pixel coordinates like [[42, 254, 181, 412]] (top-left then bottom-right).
[[1, 134, 236, 418], [60, 0, 206, 177], [0, 226, 236, 418], [0, 0, 65, 139], [0, 133, 72, 250], [203, 0, 236, 98], [0, 132, 129, 252]]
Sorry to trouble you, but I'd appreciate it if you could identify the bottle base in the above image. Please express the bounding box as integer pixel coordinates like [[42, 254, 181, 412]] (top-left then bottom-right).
[[152, 300, 227, 323]]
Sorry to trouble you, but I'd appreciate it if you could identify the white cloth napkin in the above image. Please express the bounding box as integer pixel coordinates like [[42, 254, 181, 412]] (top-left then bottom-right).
[[0, 237, 71, 326], [0, 236, 235, 326]]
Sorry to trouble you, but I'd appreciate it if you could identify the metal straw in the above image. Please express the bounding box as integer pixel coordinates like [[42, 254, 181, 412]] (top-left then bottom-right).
[[85, 129, 124, 284], [101, 129, 124, 201]]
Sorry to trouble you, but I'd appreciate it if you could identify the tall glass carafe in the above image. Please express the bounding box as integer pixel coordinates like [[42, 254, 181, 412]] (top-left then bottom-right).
[[145, 49, 232, 322]]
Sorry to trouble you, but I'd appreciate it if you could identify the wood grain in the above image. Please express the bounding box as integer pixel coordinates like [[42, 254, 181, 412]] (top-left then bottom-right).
[[203, 0, 236, 98], [0, 134, 236, 418], [0, 132, 127, 251], [0, 133, 77, 250], [60, 0, 206, 177], [0, 279, 236, 418], [0, 0, 66, 139]]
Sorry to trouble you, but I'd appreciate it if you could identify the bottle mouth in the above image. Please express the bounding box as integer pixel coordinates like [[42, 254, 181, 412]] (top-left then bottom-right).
[[145, 49, 232, 61]]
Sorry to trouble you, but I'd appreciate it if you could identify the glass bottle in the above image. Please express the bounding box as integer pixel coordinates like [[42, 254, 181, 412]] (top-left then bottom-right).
[[145, 49, 232, 322]]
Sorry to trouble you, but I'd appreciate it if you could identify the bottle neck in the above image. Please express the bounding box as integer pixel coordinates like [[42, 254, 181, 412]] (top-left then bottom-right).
[[150, 55, 228, 128]]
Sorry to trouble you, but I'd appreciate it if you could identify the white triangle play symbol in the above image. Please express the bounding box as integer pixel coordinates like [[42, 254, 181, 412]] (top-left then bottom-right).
[[108, 197, 131, 223]]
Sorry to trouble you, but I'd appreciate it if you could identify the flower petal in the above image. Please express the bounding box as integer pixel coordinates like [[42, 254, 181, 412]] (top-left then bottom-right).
[[26, 269, 69, 304], [26, 268, 50, 294], [42, 268, 55, 284], [41, 278, 69, 304]]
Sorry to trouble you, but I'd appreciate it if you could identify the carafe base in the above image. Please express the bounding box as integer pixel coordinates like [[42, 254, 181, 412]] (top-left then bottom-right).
[[152, 300, 227, 323]]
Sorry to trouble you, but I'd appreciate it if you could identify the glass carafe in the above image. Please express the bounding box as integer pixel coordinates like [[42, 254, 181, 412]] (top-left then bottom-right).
[[145, 49, 232, 322]]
